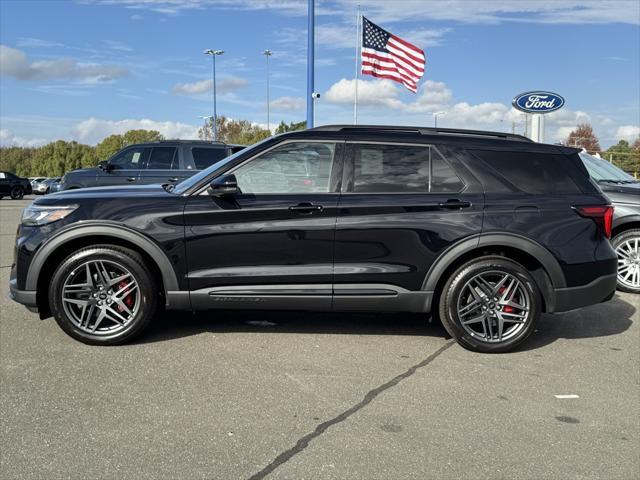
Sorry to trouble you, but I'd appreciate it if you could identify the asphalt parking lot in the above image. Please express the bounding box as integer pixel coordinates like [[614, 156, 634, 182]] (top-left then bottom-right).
[[1, 196, 638, 480]]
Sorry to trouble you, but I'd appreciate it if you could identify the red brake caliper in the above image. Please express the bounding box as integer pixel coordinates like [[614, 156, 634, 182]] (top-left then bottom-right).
[[498, 286, 514, 313], [117, 280, 134, 312]]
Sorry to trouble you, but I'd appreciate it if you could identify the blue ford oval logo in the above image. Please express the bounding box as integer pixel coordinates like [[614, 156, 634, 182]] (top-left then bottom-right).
[[512, 91, 564, 113]]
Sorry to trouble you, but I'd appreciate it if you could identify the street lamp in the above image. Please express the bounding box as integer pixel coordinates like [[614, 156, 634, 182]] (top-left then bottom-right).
[[432, 111, 446, 128], [203, 49, 224, 141], [263, 50, 272, 133]]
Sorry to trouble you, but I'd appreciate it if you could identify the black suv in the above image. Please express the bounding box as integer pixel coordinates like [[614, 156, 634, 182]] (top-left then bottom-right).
[[580, 151, 640, 293], [9, 126, 617, 353], [58, 140, 243, 190], [0, 171, 32, 200]]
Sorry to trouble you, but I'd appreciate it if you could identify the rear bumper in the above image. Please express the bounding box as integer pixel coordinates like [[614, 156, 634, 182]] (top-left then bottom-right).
[[552, 273, 617, 313]]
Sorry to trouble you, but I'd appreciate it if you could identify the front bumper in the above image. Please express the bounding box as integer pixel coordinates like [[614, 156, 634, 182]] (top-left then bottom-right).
[[552, 273, 617, 312], [9, 276, 38, 312]]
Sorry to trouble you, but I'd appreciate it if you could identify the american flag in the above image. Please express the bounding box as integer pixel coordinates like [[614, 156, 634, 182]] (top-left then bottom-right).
[[361, 17, 425, 93]]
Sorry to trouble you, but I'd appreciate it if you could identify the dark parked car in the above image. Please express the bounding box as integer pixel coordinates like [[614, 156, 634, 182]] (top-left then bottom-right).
[[59, 140, 244, 191], [0, 171, 32, 200], [9, 125, 617, 353], [580, 151, 640, 293]]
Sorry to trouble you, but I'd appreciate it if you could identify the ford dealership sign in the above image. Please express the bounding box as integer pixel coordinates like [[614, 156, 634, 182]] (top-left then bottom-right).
[[512, 91, 565, 114]]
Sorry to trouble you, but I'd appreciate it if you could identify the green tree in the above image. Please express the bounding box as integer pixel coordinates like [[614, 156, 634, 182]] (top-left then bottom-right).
[[274, 120, 306, 135], [95, 129, 163, 160], [605, 139, 640, 174], [198, 116, 270, 145]]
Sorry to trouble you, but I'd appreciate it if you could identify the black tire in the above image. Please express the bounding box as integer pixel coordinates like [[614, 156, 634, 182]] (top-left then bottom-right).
[[49, 245, 159, 345], [611, 228, 640, 294], [10, 186, 24, 200], [438, 255, 541, 353]]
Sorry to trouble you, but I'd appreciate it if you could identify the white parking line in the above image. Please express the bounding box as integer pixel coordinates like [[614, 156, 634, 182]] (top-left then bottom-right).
[[554, 394, 580, 399]]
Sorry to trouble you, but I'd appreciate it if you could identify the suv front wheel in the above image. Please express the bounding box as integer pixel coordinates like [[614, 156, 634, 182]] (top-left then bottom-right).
[[49, 245, 158, 345], [439, 256, 541, 353]]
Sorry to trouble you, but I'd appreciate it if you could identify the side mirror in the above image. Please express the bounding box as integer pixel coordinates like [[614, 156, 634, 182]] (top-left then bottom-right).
[[207, 174, 238, 197], [98, 160, 114, 172]]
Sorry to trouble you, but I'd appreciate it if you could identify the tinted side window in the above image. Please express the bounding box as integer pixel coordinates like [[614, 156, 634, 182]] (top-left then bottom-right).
[[146, 147, 177, 169], [351, 144, 463, 193], [233, 142, 335, 194], [109, 147, 150, 170], [192, 147, 227, 170], [473, 150, 581, 194]]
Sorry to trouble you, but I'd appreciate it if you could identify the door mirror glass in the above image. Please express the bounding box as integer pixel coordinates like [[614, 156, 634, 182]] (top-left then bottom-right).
[[208, 174, 238, 197], [98, 160, 113, 171]]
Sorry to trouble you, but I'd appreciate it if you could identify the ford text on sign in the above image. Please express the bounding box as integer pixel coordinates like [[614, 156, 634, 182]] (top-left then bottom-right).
[[512, 91, 565, 113]]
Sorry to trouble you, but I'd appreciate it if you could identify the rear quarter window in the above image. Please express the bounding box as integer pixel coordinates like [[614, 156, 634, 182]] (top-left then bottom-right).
[[472, 150, 582, 194], [192, 147, 227, 170]]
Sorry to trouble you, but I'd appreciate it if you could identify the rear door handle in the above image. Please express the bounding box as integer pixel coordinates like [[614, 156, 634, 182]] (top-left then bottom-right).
[[438, 199, 471, 209], [168, 177, 179, 182], [126, 177, 137, 182], [289, 203, 323, 214]]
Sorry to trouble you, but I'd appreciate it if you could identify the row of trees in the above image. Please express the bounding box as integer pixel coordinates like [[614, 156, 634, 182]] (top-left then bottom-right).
[[2, 119, 637, 177], [565, 123, 640, 174], [0, 117, 307, 177]]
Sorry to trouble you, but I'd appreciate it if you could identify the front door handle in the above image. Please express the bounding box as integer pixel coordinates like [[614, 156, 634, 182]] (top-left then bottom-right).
[[438, 199, 471, 209], [126, 177, 137, 182], [168, 177, 179, 182], [289, 202, 323, 214]]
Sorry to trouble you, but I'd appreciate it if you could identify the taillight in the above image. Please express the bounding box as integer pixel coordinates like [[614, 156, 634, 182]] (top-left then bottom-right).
[[573, 205, 614, 238]]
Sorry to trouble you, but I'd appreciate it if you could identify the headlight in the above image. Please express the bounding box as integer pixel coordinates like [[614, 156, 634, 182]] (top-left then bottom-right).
[[22, 205, 78, 226]]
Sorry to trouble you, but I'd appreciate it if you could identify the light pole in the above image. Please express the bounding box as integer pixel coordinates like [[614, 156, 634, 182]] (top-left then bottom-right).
[[263, 50, 272, 133], [204, 49, 224, 141], [432, 111, 446, 128]]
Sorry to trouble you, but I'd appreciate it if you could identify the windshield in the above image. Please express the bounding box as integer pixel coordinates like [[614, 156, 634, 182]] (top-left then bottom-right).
[[172, 137, 273, 195], [579, 152, 637, 183]]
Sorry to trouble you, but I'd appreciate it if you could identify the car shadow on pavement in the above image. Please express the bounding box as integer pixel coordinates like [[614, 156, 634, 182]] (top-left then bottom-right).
[[136, 294, 635, 349], [516, 294, 635, 351]]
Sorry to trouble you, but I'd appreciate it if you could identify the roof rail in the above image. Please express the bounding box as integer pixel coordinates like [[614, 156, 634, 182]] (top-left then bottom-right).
[[309, 124, 532, 142]]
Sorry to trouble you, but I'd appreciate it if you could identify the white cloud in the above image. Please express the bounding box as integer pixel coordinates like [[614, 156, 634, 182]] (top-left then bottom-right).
[[83, 0, 638, 24], [337, 0, 639, 25], [269, 96, 305, 111], [130, 14, 144, 20], [0, 45, 129, 82], [171, 76, 248, 95], [322, 77, 614, 145], [325, 78, 404, 108], [16, 37, 65, 49], [72, 118, 200, 144], [103, 40, 133, 52], [0, 129, 47, 147], [615, 125, 640, 142]]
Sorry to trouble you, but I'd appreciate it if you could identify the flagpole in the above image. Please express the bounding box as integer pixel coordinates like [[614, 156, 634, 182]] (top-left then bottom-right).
[[354, 4, 360, 125], [306, 0, 315, 128]]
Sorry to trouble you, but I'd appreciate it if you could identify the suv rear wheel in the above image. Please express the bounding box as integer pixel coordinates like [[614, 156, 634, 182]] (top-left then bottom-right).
[[10, 186, 24, 200], [49, 245, 158, 345], [612, 228, 640, 293], [438, 256, 541, 353]]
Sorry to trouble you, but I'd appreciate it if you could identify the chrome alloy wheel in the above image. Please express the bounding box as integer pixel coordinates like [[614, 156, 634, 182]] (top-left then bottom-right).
[[61, 260, 140, 335], [616, 237, 640, 289], [456, 271, 531, 343]]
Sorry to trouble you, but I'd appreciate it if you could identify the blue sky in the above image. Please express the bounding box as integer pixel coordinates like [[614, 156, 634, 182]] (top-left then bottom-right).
[[0, 0, 638, 148]]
